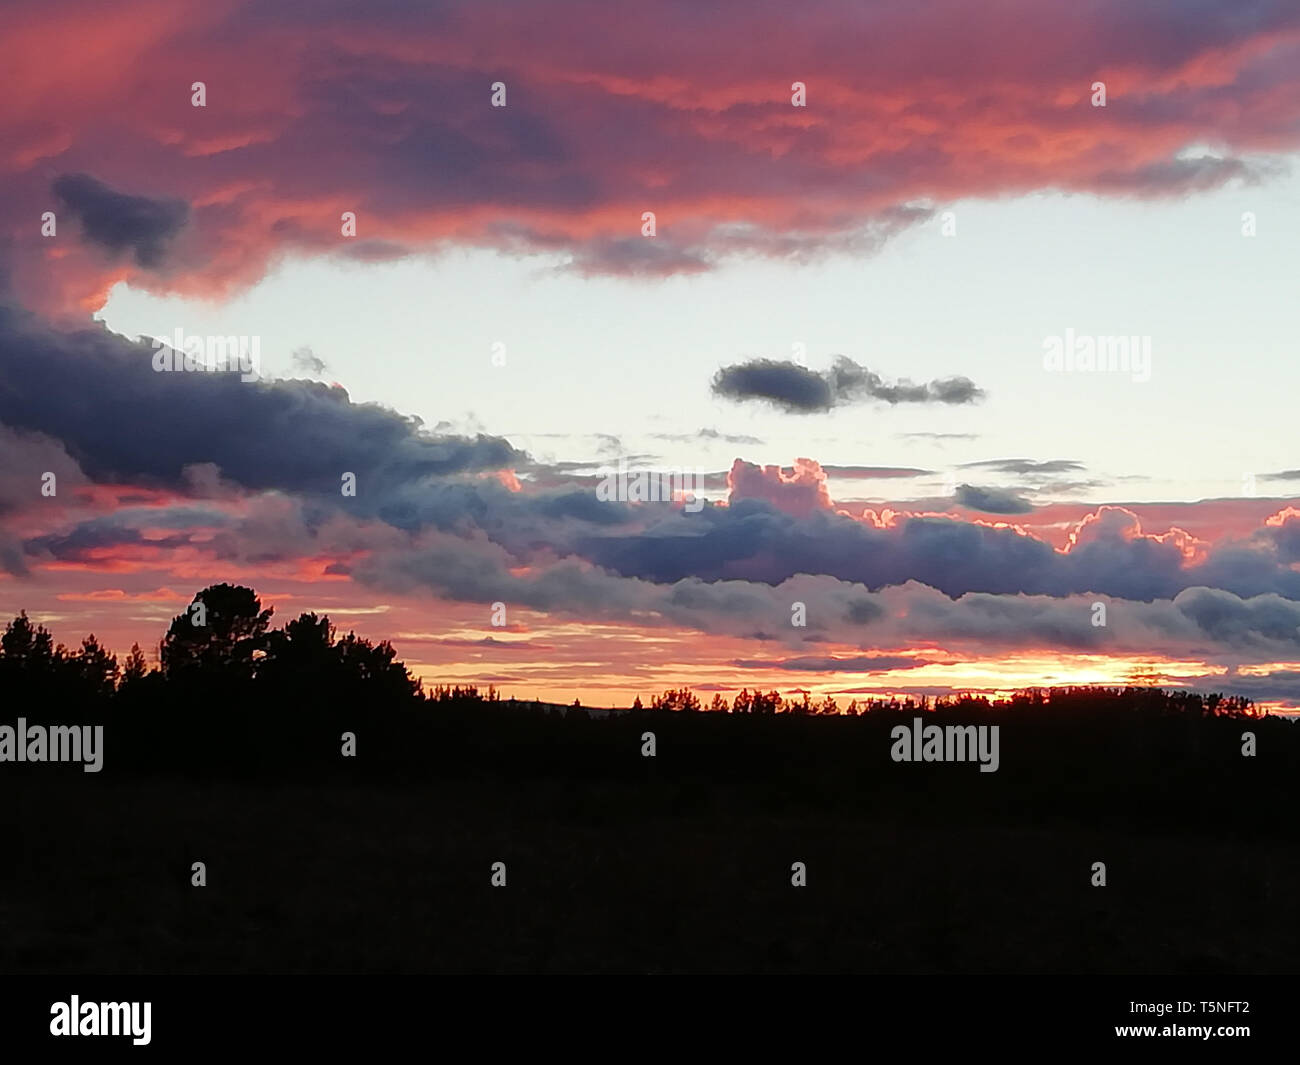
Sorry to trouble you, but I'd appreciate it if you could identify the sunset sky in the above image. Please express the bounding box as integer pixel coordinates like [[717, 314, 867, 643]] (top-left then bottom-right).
[[3, 0, 1300, 708]]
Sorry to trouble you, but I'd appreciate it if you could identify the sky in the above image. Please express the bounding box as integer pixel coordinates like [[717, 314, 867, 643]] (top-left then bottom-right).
[[3, 0, 1300, 708]]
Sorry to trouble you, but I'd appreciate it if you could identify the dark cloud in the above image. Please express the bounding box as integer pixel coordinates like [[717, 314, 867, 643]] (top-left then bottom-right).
[[339, 240, 410, 263], [1094, 154, 1255, 195], [927, 377, 984, 404], [694, 209, 933, 263], [562, 236, 711, 277], [819, 465, 932, 479], [828, 357, 984, 406], [652, 428, 766, 446], [1171, 587, 1300, 650], [1262, 511, 1300, 563], [712, 355, 984, 413], [19, 340, 1293, 623], [954, 484, 1035, 515], [551, 210, 934, 279], [0, 308, 522, 498], [52, 173, 188, 268], [845, 598, 885, 624], [1191, 669, 1300, 704], [351, 529, 1300, 662], [711, 359, 833, 412], [897, 433, 979, 441], [951, 461, 1106, 498], [1035, 479, 1108, 495], [569, 499, 1300, 606], [959, 459, 1085, 477], [25, 505, 228, 561]]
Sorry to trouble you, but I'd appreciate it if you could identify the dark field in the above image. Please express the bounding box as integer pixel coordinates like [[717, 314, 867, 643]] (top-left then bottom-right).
[[2, 704, 1296, 974]]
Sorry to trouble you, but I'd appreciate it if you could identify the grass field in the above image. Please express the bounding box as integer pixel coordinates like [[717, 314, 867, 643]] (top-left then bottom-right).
[[2, 705, 1296, 974]]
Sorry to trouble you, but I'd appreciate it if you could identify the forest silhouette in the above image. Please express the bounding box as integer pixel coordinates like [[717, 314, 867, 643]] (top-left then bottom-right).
[[0, 580, 1290, 826], [0, 580, 1266, 716], [2, 583, 1297, 973]]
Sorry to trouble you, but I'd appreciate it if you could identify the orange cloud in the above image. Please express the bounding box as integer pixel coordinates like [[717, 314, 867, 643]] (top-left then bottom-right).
[[727, 457, 833, 516], [3, 0, 1298, 314]]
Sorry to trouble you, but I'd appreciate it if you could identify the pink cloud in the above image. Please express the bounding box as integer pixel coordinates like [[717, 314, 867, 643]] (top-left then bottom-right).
[[2, 0, 1298, 313], [727, 457, 834, 517]]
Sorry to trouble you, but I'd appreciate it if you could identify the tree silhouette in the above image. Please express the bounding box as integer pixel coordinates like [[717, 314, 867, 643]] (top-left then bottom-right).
[[73, 635, 118, 698], [0, 611, 65, 707], [334, 631, 423, 700], [160, 584, 273, 683], [261, 612, 337, 691], [0, 611, 56, 673], [121, 643, 149, 687], [651, 687, 701, 712]]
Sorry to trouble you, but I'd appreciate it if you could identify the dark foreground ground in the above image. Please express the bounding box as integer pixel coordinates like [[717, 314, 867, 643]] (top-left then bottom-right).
[[1, 704, 1297, 974]]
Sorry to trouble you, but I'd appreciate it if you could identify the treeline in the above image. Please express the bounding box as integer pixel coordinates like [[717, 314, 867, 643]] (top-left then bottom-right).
[[441, 683, 1261, 719], [2, 585, 1297, 842], [0, 583, 422, 710], [0, 583, 1265, 721]]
